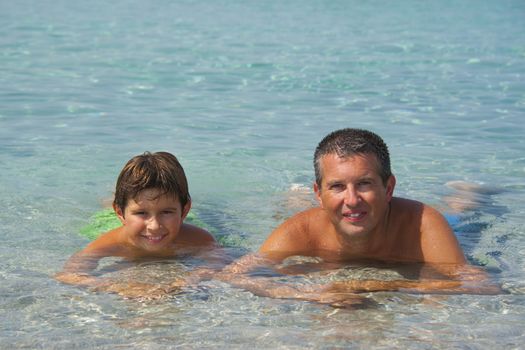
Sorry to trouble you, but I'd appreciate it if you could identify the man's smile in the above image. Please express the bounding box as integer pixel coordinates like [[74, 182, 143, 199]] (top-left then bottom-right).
[[342, 211, 367, 222]]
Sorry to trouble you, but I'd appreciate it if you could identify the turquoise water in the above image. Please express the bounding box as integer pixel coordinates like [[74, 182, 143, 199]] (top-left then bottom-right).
[[1, 0, 524, 348]]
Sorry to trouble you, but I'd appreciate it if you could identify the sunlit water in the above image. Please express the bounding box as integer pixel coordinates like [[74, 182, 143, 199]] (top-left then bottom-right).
[[1, 0, 524, 348]]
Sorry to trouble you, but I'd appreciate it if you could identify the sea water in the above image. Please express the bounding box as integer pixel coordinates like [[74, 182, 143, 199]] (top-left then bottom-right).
[[1, 0, 524, 348]]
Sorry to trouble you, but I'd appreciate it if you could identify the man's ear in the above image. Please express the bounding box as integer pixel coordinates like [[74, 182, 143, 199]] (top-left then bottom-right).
[[314, 182, 324, 209], [113, 203, 126, 224], [181, 200, 192, 220], [386, 175, 396, 201]]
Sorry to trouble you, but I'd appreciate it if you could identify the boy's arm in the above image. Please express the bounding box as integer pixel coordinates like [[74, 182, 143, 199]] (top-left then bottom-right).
[[55, 229, 143, 294], [55, 228, 124, 283], [55, 250, 105, 287], [55, 248, 187, 300]]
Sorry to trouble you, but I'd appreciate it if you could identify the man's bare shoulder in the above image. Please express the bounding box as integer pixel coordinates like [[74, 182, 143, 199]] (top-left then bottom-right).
[[391, 197, 466, 264], [259, 207, 327, 256], [390, 196, 452, 235], [391, 196, 424, 213], [392, 196, 450, 218], [393, 197, 450, 228], [272, 207, 325, 239], [283, 207, 324, 225]]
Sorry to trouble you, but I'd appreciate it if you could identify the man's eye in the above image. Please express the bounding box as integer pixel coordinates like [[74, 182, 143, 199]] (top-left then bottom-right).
[[330, 184, 345, 191]]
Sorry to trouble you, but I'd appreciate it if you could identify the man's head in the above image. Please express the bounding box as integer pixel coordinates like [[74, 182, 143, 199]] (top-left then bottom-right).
[[314, 128, 392, 188], [113, 151, 190, 214], [313, 129, 395, 241]]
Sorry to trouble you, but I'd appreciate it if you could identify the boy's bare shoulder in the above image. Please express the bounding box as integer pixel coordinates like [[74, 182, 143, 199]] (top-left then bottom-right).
[[83, 227, 127, 256], [179, 223, 217, 246]]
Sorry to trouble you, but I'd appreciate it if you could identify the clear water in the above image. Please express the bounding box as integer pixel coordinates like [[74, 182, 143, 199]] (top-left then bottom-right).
[[1, 0, 524, 348]]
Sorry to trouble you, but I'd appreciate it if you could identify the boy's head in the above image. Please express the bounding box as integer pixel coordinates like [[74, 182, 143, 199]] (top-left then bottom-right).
[[113, 152, 190, 213]]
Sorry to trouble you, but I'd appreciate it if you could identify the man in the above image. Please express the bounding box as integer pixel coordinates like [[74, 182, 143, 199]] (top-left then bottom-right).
[[260, 128, 466, 265], [218, 128, 499, 303]]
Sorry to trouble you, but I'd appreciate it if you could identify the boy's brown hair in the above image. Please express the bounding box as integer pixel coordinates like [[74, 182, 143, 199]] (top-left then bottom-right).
[[113, 152, 190, 212]]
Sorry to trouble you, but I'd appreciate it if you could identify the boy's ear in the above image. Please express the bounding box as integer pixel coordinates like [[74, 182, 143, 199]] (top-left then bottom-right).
[[181, 200, 192, 220], [113, 203, 126, 224]]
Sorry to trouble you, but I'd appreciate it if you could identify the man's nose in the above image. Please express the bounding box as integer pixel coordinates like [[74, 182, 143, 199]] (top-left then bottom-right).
[[344, 187, 360, 206]]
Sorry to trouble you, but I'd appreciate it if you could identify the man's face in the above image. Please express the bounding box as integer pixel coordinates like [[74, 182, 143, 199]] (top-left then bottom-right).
[[314, 153, 395, 241]]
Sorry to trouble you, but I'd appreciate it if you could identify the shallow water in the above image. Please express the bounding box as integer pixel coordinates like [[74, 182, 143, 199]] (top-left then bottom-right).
[[1, 0, 525, 348]]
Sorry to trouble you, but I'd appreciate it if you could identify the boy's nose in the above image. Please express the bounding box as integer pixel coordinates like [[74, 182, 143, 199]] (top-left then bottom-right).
[[147, 216, 161, 230]]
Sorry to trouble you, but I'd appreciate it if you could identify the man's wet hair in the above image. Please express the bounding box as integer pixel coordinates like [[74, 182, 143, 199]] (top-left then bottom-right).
[[113, 151, 190, 213], [314, 128, 392, 187]]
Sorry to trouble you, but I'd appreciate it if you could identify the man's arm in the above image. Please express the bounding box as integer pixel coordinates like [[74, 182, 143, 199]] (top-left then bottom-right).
[[217, 208, 368, 308], [324, 262, 503, 295], [214, 253, 369, 308], [337, 204, 500, 295], [216, 207, 501, 305]]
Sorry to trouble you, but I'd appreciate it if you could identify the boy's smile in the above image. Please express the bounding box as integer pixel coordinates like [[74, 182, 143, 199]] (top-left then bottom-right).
[[115, 188, 190, 253]]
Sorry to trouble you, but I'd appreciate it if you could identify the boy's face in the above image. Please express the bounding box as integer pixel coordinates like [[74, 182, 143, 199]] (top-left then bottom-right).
[[114, 188, 190, 254]]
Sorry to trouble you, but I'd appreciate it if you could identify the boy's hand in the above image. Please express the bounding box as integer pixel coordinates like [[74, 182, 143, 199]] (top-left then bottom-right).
[[95, 280, 186, 301], [55, 272, 100, 287]]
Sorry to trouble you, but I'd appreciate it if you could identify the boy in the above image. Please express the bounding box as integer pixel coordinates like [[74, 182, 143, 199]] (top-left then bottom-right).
[[56, 152, 217, 299]]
